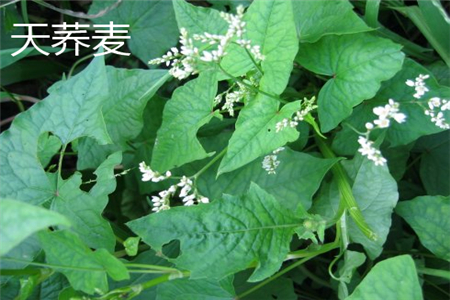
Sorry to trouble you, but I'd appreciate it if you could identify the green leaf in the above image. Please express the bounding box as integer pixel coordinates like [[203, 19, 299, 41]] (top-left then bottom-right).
[[151, 72, 219, 172], [173, 0, 228, 36], [0, 56, 110, 205], [0, 199, 70, 256], [0, 235, 41, 270], [415, 131, 450, 196], [51, 152, 122, 251], [77, 68, 170, 170], [199, 148, 338, 211], [157, 277, 235, 300], [31, 273, 68, 300], [128, 183, 303, 282], [312, 155, 398, 259], [38, 230, 129, 295], [37, 133, 61, 168], [89, 0, 179, 64], [16, 268, 54, 300], [396, 195, 450, 261], [333, 59, 450, 148], [346, 255, 423, 300], [390, 0, 450, 66], [296, 33, 404, 132], [292, 0, 372, 43], [245, 0, 298, 95], [0, 47, 70, 69], [337, 250, 366, 299], [124, 237, 140, 257], [218, 96, 300, 174]]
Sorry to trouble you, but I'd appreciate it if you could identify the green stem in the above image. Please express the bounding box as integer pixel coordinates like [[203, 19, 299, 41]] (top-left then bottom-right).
[[243, 46, 263, 74], [1, 86, 25, 112], [21, 0, 29, 24], [124, 263, 180, 272], [286, 241, 340, 260], [114, 244, 149, 258], [237, 257, 313, 299], [315, 136, 377, 241], [417, 267, 450, 280], [68, 52, 96, 78], [298, 265, 332, 288], [218, 64, 287, 104], [0, 0, 20, 9], [193, 147, 227, 179], [0, 269, 41, 276], [55, 143, 67, 190]]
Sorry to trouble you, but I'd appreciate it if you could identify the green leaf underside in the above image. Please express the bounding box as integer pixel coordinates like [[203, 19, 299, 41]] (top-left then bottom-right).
[[89, 0, 179, 64], [51, 152, 121, 251], [245, 0, 298, 95], [198, 148, 338, 211], [128, 183, 302, 282], [332, 59, 450, 151], [77, 68, 170, 170], [346, 255, 423, 300], [38, 230, 129, 295], [157, 277, 235, 300], [0, 199, 70, 256], [219, 96, 300, 175], [296, 33, 404, 132], [396, 195, 450, 261], [312, 155, 398, 259], [0, 56, 110, 205], [293, 0, 372, 43], [151, 72, 219, 172]]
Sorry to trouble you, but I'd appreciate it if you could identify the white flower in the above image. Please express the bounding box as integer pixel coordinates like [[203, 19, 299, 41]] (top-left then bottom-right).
[[392, 113, 407, 123], [139, 162, 171, 182], [374, 118, 390, 128], [429, 97, 441, 109], [406, 74, 430, 99], [262, 155, 279, 175], [261, 147, 285, 174], [275, 97, 317, 133], [200, 51, 214, 62], [423, 97, 450, 129], [273, 147, 285, 154], [182, 194, 196, 206], [365, 122, 374, 130], [371, 99, 406, 129], [198, 196, 209, 204], [357, 136, 387, 166], [373, 106, 390, 119]]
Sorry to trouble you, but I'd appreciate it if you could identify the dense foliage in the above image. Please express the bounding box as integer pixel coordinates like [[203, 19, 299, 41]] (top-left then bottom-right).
[[1, 0, 449, 299]]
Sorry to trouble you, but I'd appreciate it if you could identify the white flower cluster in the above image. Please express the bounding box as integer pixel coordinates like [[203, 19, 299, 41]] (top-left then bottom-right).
[[356, 99, 406, 167], [425, 97, 450, 129], [357, 136, 386, 166], [215, 82, 251, 116], [262, 147, 285, 175], [149, 28, 198, 80], [139, 162, 171, 182], [139, 162, 209, 213], [366, 99, 407, 129], [406, 74, 429, 99], [405, 74, 450, 130], [276, 97, 317, 133], [149, 5, 264, 79]]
